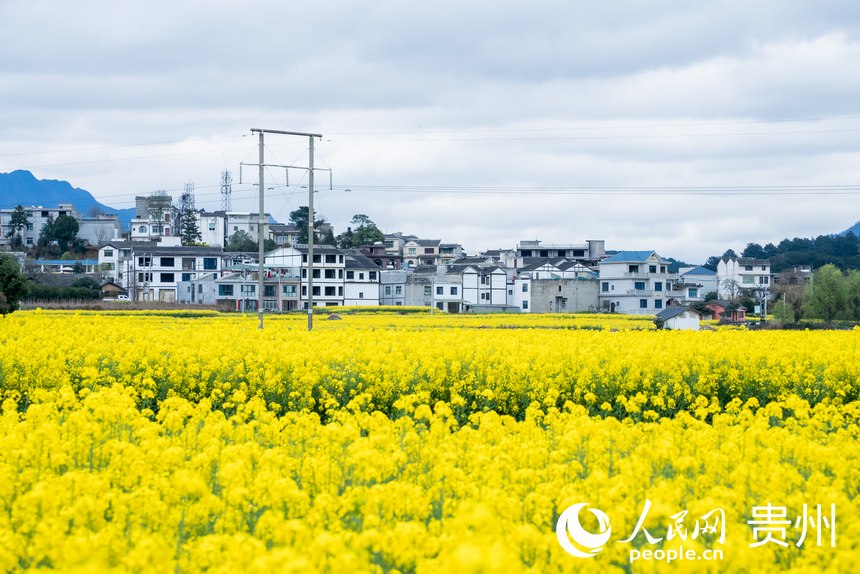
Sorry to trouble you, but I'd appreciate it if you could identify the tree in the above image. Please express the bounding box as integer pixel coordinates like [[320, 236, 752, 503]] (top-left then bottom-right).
[[52, 214, 80, 253], [771, 268, 806, 323], [720, 278, 741, 299], [176, 187, 202, 245], [804, 264, 848, 322], [741, 243, 767, 259], [772, 299, 796, 323], [350, 214, 384, 247], [0, 254, 28, 315], [180, 213, 202, 245], [288, 206, 330, 245], [336, 227, 355, 249], [225, 230, 257, 252], [6, 205, 28, 247], [847, 270, 860, 321]]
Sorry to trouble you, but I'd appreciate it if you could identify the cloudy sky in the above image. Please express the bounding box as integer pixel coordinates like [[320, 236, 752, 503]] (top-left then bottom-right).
[[2, 0, 859, 263]]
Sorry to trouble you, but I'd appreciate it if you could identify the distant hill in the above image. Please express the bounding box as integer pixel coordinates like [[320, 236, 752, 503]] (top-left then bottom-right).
[[0, 170, 134, 229], [843, 221, 860, 236]]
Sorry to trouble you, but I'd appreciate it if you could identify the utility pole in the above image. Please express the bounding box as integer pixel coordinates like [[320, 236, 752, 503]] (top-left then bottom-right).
[[249, 128, 323, 330]]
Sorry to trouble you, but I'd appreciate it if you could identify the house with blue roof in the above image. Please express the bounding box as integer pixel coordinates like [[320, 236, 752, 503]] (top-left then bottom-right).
[[598, 250, 678, 314], [672, 266, 719, 302]]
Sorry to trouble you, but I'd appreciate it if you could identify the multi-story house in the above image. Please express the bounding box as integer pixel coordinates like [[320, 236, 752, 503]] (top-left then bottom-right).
[[0, 203, 80, 247], [130, 194, 174, 241], [380, 270, 409, 306], [268, 223, 300, 247], [343, 252, 380, 306], [671, 266, 719, 303], [266, 245, 379, 309], [98, 241, 224, 302], [195, 211, 227, 247], [403, 239, 441, 268], [716, 257, 771, 299], [438, 243, 465, 265], [359, 243, 402, 270], [598, 251, 677, 314], [515, 239, 606, 267], [461, 266, 508, 309], [225, 212, 271, 244]]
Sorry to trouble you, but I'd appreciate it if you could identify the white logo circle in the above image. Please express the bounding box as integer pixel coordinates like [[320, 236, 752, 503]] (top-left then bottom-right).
[[556, 503, 612, 558]]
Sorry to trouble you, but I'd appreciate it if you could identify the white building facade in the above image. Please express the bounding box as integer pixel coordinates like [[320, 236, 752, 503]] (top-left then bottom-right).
[[598, 251, 677, 315]]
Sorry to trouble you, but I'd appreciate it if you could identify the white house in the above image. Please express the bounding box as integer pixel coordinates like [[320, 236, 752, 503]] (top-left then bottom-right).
[[130, 194, 175, 241], [98, 241, 224, 302], [598, 251, 677, 314], [717, 257, 771, 299], [656, 306, 702, 331], [343, 252, 380, 306]]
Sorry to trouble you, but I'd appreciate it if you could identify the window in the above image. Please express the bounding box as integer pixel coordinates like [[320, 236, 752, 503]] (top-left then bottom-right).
[[324, 286, 336, 296], [522, 301, 528, 310], [450, 286, 458, 295], [312, 286, 320, 296], [384, 240, 394, 248], [312, 269, 320, 279], [660, 266, 667, 274], [369, 271, 377, 280], [198, 285, 202, 293], [160, 273, 174, 283], [407, 247, 416, 255], [743, 276, 755, 284], [522, 283, 528, 292], [138, 226, 147, 234], [218, 285, 234, 296], [26, 237, 33, 245], [103, 249, 114, 258], [346, 271, 354, 279], [264, 286, 275, 297], [203, 258, 217, 270], [634, 281, 646, 290], [242, 285, 256, 295], [602, 282, 609, 292], [385, 286, 393, 295], [480, 276, 487, 285], [358, 273, 364, 280], [745, 265, 753, 271], [760, 276, 769, 285], [338, 269, 343, 279], [395, 285, 402, 295], [649, 265, 657, 273], [655, 300, 663, 309], [209, 222, 216, 231], [138, 272, 152, 283], [628, 265, 639, 273], [655, 283, 662, 292], [312, 255, 321, 263], [761, 266, 767, 271], [41, 210, 49, 217], [639, 299, 648, 309], [282, 285, 296, 296], [359, 292, 363, 299], [689, 288, 698, 298], [423, 285, 432, 296], [424, 247, 434, 254], [338, 287, 343, 296], [160, 257, 174, 267], [540, 250, 548, 257], [138, 256, 151, 266], [324, 269, 335, 279], [436, 286, 443, 295], [325, 254, 337, 263], [666, 282, 672, 291], [182, 273, 192, 282]]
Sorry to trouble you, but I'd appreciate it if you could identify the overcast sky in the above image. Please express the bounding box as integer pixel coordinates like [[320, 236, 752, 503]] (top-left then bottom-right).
[[2, 0, 859, 263]]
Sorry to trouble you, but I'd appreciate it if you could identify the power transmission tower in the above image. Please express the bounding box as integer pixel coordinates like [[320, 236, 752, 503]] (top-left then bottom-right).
[[221, 170, 232, 211]]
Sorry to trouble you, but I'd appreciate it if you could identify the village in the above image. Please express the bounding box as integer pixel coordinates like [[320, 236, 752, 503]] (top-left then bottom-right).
[[0, 194, 782, 330]]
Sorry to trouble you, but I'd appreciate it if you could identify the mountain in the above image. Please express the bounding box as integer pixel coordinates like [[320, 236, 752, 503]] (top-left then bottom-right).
[[842, 221, 860, 236], [0, 170, 134, 229]]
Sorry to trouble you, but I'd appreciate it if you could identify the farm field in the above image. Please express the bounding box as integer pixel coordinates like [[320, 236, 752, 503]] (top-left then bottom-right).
[[0, 310, 858, 573]]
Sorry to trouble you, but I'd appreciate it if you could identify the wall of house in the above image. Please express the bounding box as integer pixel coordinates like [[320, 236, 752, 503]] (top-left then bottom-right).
[[529, 278, 599, 313]]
